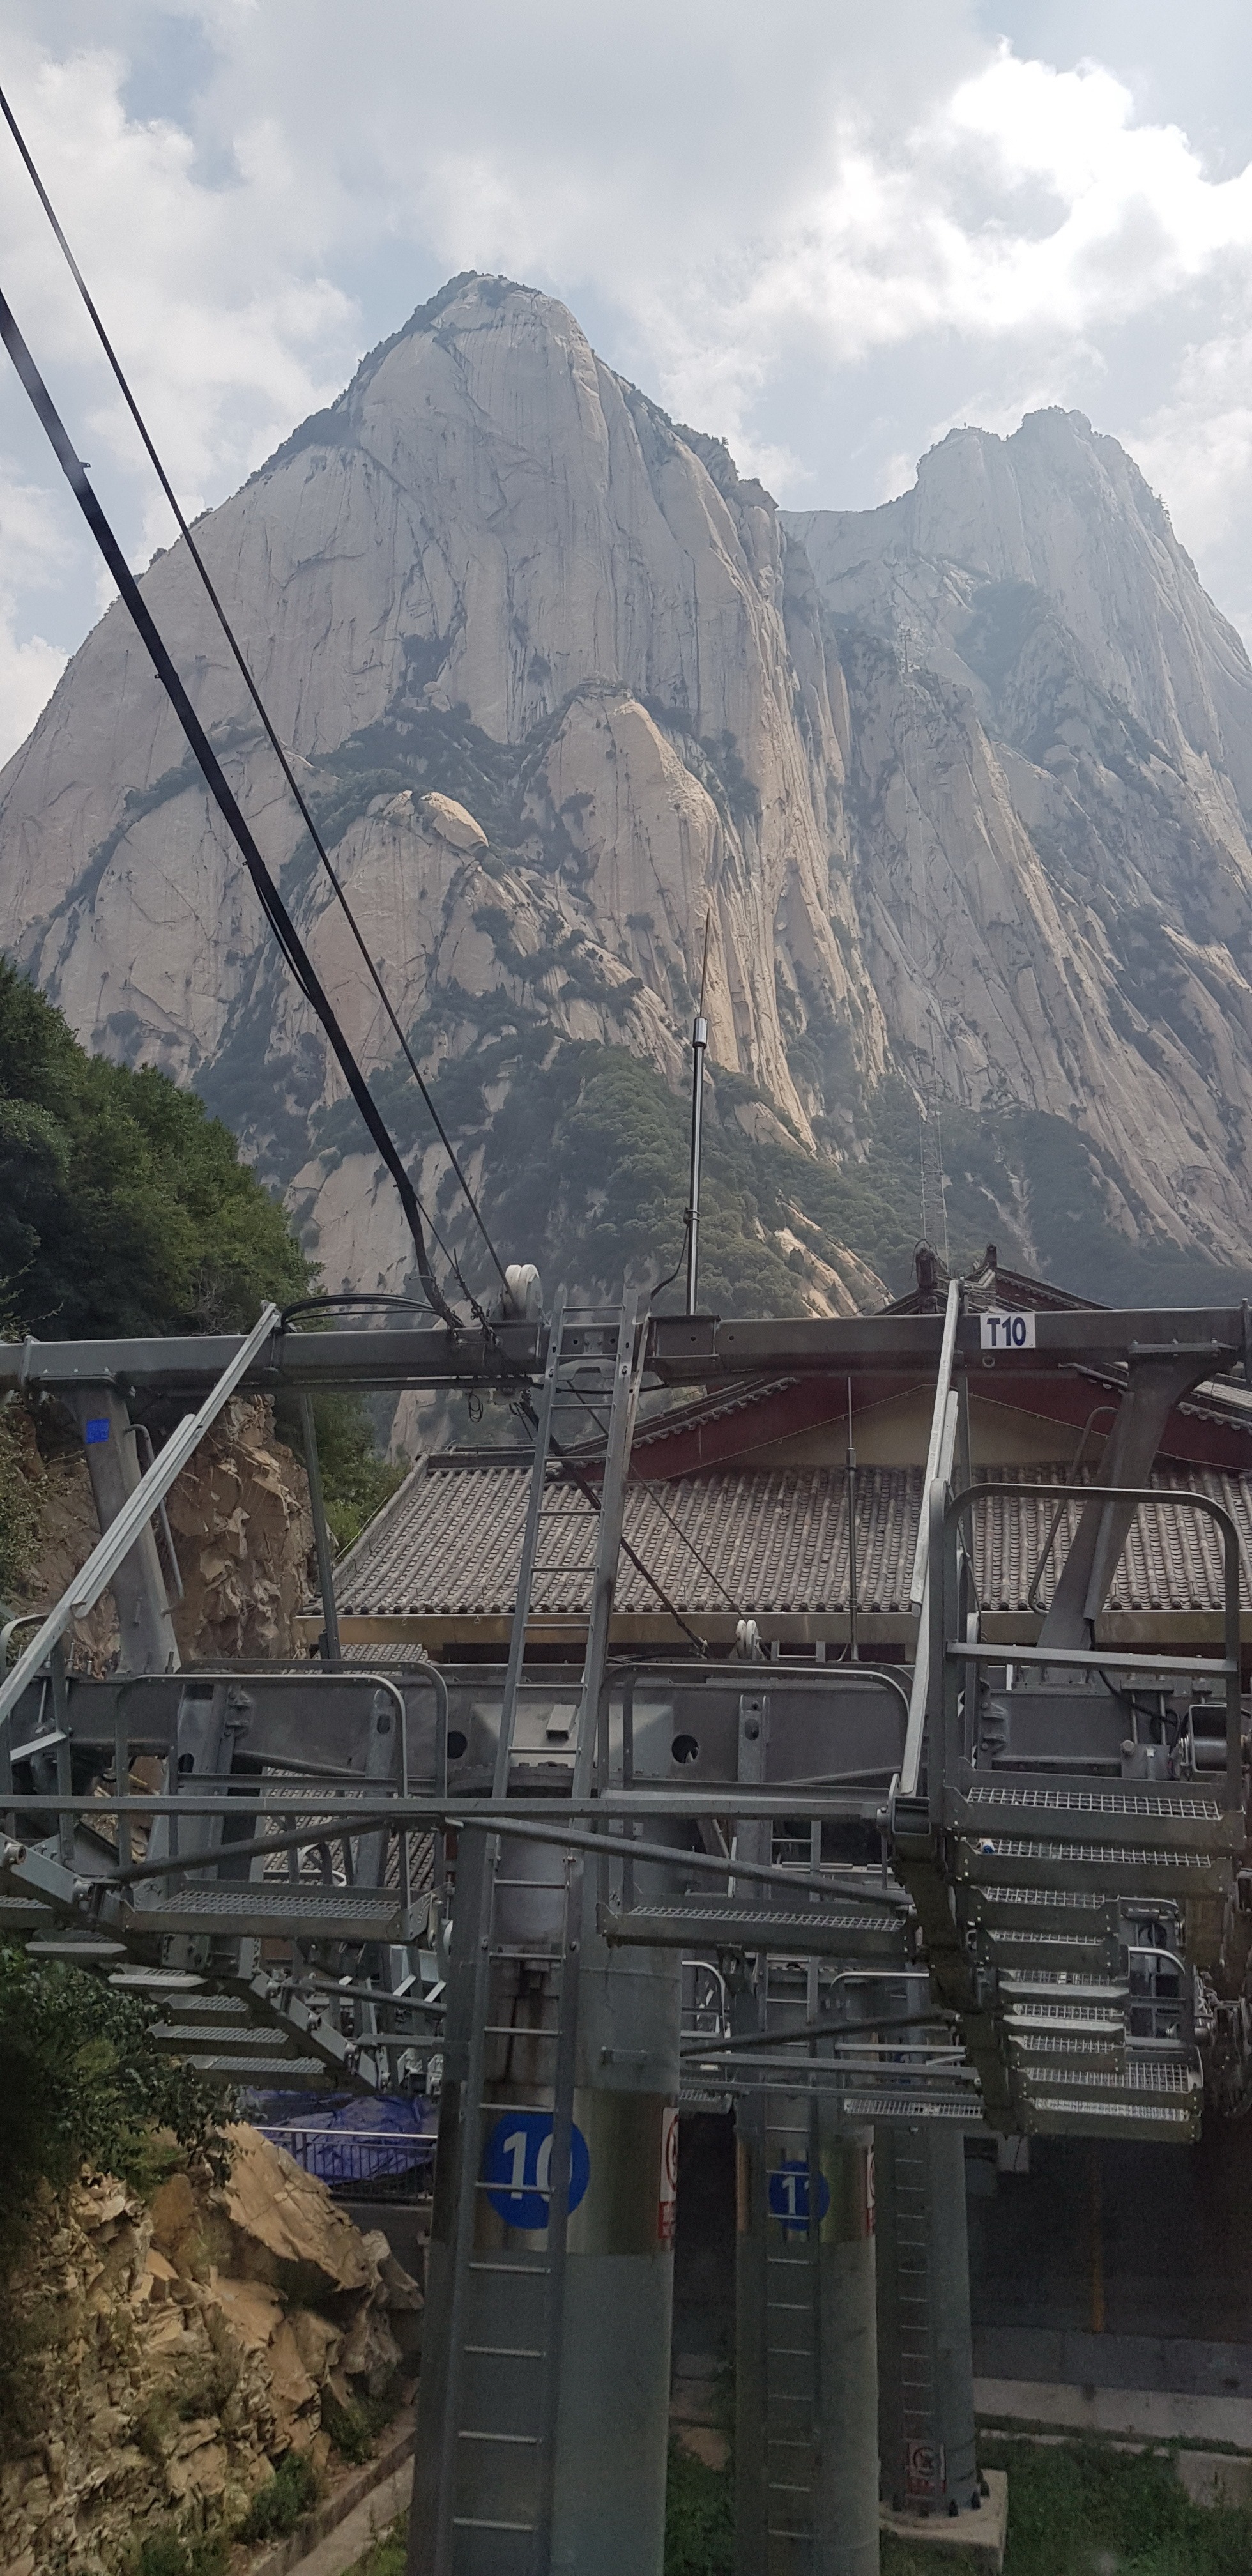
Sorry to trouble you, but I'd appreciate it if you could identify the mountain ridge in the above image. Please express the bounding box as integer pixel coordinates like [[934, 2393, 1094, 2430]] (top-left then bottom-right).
[[3, 276, 1252, 1314]]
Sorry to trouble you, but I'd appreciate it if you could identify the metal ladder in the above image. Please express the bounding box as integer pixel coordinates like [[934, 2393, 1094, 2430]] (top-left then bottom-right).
[[416, 1296, 646, 2575], [761, 2108, 822, 2564]]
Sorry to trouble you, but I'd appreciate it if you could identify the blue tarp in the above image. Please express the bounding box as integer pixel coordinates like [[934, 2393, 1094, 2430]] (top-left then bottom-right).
[[243, 2090, 438, 2185]]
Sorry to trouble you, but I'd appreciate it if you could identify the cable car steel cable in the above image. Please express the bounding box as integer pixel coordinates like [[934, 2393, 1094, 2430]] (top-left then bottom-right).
[[0, 81, 508, 1303]]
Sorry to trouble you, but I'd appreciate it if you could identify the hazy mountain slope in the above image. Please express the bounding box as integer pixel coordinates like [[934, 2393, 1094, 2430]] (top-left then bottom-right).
[[0, 273, 887, 1312], [3, 286, 1252, 1312], [787, 411, 1252, 1287]]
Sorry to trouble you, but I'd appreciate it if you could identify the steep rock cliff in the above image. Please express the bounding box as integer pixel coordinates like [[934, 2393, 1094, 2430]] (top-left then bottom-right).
[[4, 284, 1252, 1308], [787, 411, 1252, 1285], [0, 274, 881, 1310]]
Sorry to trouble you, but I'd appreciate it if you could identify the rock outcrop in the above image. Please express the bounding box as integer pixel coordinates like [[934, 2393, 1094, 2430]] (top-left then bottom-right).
[[4, 1395, 314, 1666], [4, 283, 1252, 1301], [0, 2128, 420, 2576]]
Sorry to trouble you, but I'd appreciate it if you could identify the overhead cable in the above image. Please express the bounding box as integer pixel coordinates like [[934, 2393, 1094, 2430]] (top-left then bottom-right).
[[0, 81, 508, 1296], [0, 280, 462, 1330]]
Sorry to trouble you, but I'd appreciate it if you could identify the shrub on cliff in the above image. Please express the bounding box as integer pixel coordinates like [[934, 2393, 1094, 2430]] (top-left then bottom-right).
[[0, 1943, 224, 2257], [0, 960, 400, 1561], [0, 958, 309, 1340]]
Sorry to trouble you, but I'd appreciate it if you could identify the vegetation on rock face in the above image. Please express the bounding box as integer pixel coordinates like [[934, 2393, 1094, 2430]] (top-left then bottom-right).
[[0, 1947, 224, 2261], [400, 1026, 919, 1313], [234, 2448, 319, 2543], [0, 1406, 40, 1597], [286, 1389, 408, 1554], [664, 2440, 735, 2575], [135, 2531, 226, 2576], [0, 956, 308, 1339], [0, 960, 400, 1572]]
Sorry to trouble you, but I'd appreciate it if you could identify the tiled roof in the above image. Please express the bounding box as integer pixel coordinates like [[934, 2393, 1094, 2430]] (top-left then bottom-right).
[[333, 1462, 1252, 1622]]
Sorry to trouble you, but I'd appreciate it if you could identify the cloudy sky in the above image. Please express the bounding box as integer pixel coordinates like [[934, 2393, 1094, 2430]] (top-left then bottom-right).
[[3, 2, 1252, 762]]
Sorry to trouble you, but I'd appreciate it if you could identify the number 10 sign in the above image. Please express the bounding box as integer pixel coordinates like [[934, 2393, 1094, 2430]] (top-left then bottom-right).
[[482, 2110, 591, 2231]]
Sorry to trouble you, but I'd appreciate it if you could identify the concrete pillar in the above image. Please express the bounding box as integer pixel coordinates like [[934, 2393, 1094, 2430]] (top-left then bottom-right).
[[876, 2124, 978, 2518]]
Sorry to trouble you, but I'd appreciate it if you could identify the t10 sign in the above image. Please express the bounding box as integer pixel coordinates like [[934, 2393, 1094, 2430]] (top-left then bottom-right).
[[978, 1310, 1036, 1350]]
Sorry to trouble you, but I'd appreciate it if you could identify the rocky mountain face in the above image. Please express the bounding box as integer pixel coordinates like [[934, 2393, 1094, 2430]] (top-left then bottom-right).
[[788, 411, 1252, 1294], [4, 1396, 315, 1666], [3, 273, 1252, 1311]]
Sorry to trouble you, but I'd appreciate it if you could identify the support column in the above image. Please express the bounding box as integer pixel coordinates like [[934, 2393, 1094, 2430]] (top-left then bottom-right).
[[815, 2124, 880, 2576], [413, 1839, 680, 2576], [63, 1387, 178, 1675], [737, 2094, 879, 2576], [876, 2124, 978, 2519], [551, 1913, 681, 2575]]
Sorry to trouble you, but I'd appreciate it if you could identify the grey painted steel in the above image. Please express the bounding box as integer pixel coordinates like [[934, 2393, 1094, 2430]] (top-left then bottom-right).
[[733, 1694, 881, 2573], [63, 1388, 179, 1677], [415, 1843, 681, 2576], [876, 2125, 978, 2518], [0, 1317, 544, 1395], [0, 1300, 279, 1729], [298, 1392, 341, 1661], [4, 1299, 1249, 1400], [817, 2128, 880, 2576], [909, 1280, 961, 1607], [552, 1896, 681, 2573], [1039, 1356, 1212, 1648], [494, 1295, 566, 1785], [650, 1306, 1247, 1383], [411, 1299, 678, 2576], [685, 1014, 708, 1317], [737, 2097, 880, 2575]]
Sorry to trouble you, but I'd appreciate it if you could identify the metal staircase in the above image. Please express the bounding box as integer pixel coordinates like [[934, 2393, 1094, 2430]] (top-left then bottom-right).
[[894, 1471, 1246, 2139]]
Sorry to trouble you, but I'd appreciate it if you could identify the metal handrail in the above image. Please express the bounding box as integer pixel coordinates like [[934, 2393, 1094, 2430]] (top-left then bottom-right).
[[940, 1480, 1244, 1814]]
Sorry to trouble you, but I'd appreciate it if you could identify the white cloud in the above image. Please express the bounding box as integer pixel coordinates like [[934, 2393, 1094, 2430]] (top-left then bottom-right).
[[617, 52, 1252, 455], [0, 36, 362, 546], [5, 4, 1252, 734], [0, 608, 65, 763]]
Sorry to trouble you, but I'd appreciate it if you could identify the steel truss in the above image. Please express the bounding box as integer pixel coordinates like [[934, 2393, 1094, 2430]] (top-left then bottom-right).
[[3, 1289, 1251, 2570]]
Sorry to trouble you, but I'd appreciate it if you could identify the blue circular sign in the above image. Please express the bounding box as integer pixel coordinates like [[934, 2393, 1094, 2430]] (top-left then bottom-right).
[[482, 2111, 591, 2231], [768, 2158, 830, 2236]]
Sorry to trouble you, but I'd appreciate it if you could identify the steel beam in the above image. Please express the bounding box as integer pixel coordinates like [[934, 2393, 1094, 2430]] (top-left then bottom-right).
[[0, 1318, 544, 1396], [63, 1388, 179, 1677], [649, 1308, 1247, 1382], [4, 1303, 1249, 1399]]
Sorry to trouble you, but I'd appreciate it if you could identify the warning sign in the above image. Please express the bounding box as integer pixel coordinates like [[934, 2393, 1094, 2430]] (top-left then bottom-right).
[[658, 2105, 680, 2245], [905, 2439, 945, 2502]]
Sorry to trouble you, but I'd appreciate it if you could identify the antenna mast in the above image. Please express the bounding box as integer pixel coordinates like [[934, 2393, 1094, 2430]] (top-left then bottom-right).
[[685, 916, 711, 1316]]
